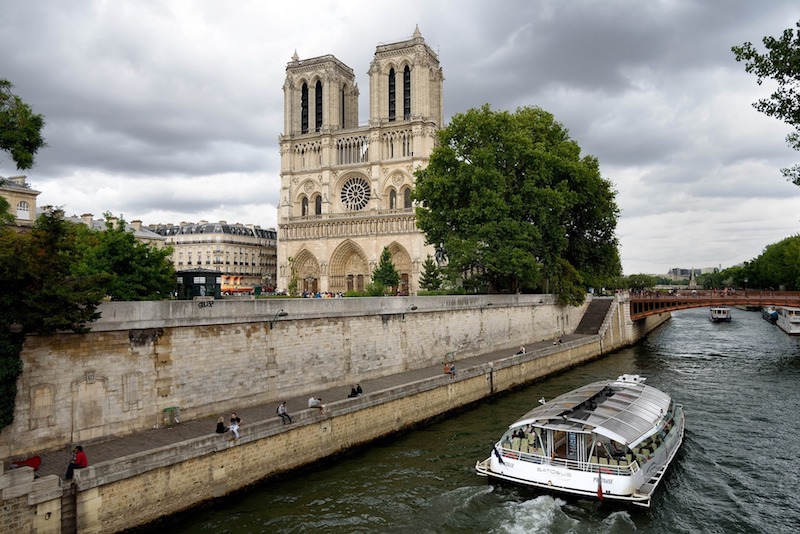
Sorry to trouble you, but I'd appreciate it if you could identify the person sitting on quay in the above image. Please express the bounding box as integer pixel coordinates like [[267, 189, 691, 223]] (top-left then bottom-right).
[[65, 445, 88, 481], [277, 401, 293, 425], [308, 396, 326, 414], [347, 385, 359, 398], [215, 416, 229, 434], [356, 384, 363, 395], [515, 346, 526, 355], [229, 412, 242, 440]]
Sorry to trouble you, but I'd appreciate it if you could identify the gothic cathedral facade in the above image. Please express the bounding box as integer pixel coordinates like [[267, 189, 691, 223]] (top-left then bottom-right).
[[277, 27, 443, 295]]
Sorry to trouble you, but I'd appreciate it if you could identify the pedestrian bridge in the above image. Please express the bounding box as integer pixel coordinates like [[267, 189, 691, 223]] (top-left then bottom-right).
[[628, 290, 800, 321]]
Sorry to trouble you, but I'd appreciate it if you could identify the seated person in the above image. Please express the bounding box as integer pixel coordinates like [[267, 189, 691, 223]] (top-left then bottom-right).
[[347, 386, 358, 398], [308, 396, 326, 414]]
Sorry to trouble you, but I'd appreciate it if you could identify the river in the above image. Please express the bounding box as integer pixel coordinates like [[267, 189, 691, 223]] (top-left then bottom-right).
[[141, 306, 800, 533]]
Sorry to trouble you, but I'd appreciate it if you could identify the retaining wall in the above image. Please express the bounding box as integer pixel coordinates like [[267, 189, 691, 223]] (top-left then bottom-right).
[[0, 295, 670, 533]]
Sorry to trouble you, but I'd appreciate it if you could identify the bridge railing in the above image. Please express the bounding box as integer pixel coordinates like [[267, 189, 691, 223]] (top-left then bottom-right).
[[626, 290, 800, 320]]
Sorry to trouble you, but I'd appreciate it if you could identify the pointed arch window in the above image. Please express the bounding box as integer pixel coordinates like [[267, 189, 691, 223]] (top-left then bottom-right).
[[403, 188, 412, 209], [314, 195, 322, 215], [301, 83, 309, 134], [315, 80, 323, 132], [389, 189, 397, 209], [388, 68, 396, 122], [403, 66, 411, 120], [341, 84, 346, 127], [301, 197, 309, 216]]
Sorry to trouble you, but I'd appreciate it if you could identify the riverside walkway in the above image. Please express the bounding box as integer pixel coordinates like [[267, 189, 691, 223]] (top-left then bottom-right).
[[24, 334, 585, 480]]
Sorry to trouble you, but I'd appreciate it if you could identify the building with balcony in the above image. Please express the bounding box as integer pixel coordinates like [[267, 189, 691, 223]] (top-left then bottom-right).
[[277, 26, 444, 295], [148, 221, 278, 291]]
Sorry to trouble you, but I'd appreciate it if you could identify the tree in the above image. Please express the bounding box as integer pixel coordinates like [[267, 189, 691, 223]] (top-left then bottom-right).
[[418, 254, 442, 291], [72, 213, 176, 301], [413, 104, 620, 300], [0, 208, 106, 429], [733, 21, 800, 185], [0, 79, 46, 170], [741, 235, 800, 290], [372, 246, 400, 294]]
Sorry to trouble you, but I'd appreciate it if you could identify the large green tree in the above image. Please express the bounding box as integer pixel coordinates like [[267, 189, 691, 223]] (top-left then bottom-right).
[[73, 213, 176, 301], [413, 104, 620, 302], [0, 79, 46, 170], [733, 21, 800, 185]]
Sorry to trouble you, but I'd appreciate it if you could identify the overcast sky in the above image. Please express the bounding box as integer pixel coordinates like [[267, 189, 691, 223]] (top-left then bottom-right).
[[2, 0, 799, 275]]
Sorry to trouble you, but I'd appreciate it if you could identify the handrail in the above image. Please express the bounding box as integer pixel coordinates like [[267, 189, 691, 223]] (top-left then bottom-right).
[[499, 446, 639, 476]]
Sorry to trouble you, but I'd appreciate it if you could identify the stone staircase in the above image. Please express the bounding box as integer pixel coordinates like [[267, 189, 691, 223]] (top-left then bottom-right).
[[574, 297, 614, 335]]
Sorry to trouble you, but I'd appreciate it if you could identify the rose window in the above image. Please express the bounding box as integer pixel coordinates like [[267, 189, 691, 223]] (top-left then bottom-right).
[[340, 176, 371, 211]]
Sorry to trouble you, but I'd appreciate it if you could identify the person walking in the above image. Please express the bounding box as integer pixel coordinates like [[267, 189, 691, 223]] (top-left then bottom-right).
[[65, 445, 88, 480], [277, 401, 293, 425]]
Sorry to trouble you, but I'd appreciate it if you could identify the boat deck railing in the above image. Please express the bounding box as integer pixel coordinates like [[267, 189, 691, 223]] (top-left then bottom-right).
[[500, 446, 642, 477]]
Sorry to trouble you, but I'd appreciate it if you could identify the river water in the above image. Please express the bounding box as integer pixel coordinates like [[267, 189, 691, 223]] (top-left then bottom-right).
[[144, 306, 800, 534]]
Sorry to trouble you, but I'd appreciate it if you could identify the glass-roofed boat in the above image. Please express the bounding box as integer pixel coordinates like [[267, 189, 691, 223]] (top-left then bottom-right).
[[475, 374, 685, 507]]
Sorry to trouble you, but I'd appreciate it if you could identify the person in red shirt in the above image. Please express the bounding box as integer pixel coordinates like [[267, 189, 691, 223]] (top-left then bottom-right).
[[65, 445, 88, 480]]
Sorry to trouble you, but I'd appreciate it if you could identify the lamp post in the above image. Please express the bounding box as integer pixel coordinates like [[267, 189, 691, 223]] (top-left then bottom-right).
[[269, 309, 288, 329], [402, 304, 418, 320]]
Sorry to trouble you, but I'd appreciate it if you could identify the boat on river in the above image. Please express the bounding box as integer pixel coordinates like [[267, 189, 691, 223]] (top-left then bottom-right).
[[709, 306, 732, 322], [762, 306, 778, 324], [776, 306, 800, 335], [475, 374, 685, 507]]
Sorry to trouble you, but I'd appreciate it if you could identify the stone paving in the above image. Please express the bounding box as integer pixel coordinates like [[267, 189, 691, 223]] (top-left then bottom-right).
[[16, 334, 583, 480]]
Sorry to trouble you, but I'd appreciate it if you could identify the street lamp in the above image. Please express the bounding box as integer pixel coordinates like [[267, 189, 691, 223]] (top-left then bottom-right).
[[402, 304, 418, 320], [270, 309, 288, 329]]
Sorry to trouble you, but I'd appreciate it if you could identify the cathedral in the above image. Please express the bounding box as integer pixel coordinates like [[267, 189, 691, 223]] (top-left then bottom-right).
[[277, 26, 444, 295]]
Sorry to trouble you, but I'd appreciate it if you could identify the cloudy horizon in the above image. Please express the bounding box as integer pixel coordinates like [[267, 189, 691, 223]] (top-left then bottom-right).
[[2, 0, 799, 275]]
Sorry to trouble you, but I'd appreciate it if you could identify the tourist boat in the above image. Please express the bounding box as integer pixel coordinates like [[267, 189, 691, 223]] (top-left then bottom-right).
[[776, 306, 800, 336], [762, 306, 778, 324], [475, 374, 685, 507], [709, 306, 732, 322]]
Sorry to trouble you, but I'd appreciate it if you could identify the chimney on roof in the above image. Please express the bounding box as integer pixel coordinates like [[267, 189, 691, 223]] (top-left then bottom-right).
[[131, 220, 142, 230], [81, 213, 94, 225]]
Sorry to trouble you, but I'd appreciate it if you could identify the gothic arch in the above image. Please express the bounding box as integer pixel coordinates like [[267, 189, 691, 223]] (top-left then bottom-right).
[[293, 248, 321, 292], [329, 239, 369, 293], [386, 241, 413, 294]]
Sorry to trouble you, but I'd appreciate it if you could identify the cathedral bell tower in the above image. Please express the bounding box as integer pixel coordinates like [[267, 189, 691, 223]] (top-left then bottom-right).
[[277, 27, 444, 296]]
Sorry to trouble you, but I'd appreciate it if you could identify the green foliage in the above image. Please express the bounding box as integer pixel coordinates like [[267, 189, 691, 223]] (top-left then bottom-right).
[[418, 254, 442, 291], [413, 104, 620, 303], [738, 234, 800, 290], [372, 246, 400, 293], [625, 274, 659, 291], [733, 21, 800, 185], [0, 195, 14, 227], [0, 79, 46, 170], [72, 213, 175, 300]]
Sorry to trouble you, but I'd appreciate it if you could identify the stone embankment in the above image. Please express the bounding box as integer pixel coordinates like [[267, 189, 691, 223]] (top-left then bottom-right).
[[0, 294, 669, 533]]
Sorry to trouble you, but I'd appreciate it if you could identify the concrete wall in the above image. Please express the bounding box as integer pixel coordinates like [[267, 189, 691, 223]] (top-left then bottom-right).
[[1, 294, 580, 458]]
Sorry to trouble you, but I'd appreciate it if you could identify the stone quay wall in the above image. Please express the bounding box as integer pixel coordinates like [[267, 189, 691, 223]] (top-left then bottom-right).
[[0, 294, 669, 533], [2, 294, 580, 458]]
